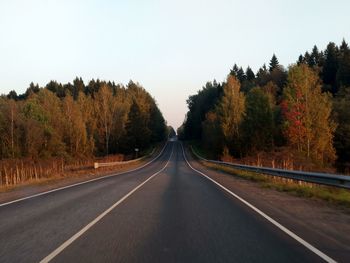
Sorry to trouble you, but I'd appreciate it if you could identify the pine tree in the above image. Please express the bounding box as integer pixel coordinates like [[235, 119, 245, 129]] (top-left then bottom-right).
[[237, 67, 246, 82], [269, 54, 279, 72], [246, 66, 255, 81], [337, 39, 350, 88], [125, 100, 151, 152], [304, 52, 312, 67], [310, 45, 320, 67], [297, 54, 304, 65], [322, 42, 339, 93], [230, 64, 239, 77]]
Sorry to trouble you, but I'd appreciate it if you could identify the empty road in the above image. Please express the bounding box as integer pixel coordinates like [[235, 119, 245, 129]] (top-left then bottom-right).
[[0, 141, 334, 262]]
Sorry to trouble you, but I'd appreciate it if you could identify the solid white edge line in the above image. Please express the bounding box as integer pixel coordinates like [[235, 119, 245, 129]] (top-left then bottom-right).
[[40, 143, 174, 263], [180, 143, 336, 263], [0, 142, 169, 208]]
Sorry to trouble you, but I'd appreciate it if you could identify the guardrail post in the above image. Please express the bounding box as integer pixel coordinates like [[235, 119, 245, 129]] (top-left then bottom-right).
[[94, 163, 99, 169]]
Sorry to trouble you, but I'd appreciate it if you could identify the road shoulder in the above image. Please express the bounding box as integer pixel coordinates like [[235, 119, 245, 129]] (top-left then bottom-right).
[[186, 147, 350, 262]]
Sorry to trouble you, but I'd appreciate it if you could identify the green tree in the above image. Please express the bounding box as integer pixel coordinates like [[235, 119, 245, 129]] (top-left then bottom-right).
[[310, 45, 320, 67], [182, 81, 221, 140], [333, 87, 350, 166], [202, 111, 222, 157], [246, 66, 255, 81], [149, 104, 167, 143], [337, 39, 350, 88], [125, 100, 151, 152], [322, 42, 339, 93], [242, 87, 274, 152], [216, 75, 245, 156], [269, 54, 279, 72]]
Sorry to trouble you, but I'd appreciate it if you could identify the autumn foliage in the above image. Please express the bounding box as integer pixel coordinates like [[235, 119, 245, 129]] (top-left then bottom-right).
[[281, 65, 336, 163], [179, 40, 350, 170], [0, 79, 167, 160]]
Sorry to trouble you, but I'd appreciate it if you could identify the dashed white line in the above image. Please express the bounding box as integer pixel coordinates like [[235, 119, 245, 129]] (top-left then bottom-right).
[[40, 144, 174, 263]]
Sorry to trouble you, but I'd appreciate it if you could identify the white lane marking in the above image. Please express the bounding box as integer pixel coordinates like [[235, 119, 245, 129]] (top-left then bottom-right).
[[40, 144, 174, 263], [180, 143, 336, 263], [0, 143, 169, 207]]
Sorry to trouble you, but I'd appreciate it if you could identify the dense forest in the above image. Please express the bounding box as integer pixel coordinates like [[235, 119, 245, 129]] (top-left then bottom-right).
[[0, 79, 167, 160], [178, 40, 350, 171]]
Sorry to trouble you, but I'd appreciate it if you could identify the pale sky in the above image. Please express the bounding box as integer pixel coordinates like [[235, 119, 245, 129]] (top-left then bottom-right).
[[0, 0, 349, 129]]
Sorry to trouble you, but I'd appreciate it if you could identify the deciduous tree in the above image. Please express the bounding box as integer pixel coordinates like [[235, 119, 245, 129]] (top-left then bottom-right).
[[282, 64, 336, 163]]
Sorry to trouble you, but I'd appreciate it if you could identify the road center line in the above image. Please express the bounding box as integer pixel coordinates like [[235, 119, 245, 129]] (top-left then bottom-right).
[[0, 142, 169, 208], [180, 143, 336, 263], [39, 144, 174, 263]]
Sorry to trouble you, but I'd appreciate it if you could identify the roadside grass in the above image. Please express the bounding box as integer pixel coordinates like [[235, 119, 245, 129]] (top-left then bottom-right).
[[190, 144, 350, 209]]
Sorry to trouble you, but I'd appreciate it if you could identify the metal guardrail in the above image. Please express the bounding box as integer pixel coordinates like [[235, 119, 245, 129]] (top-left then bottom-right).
[[190, 146, 350, 190], [94, 148, 156, 169]]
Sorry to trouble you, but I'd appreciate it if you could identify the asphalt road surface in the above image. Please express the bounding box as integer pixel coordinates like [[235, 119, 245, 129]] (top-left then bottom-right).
[[0, 141, 333, 262]]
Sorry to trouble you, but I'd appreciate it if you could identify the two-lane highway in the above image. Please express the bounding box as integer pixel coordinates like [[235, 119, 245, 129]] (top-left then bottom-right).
[[0, 141, 332, 262]]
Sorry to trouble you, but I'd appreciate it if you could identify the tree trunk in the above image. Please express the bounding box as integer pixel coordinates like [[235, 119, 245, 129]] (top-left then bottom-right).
[[11, 105, 14, 158]]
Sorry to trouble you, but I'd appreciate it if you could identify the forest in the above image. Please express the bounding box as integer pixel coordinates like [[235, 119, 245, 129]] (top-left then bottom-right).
[[0, 79, 168, 160], [178, 40, 350, 172]]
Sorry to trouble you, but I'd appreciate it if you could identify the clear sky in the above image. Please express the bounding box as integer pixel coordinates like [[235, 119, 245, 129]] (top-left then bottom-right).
[[0, 0, 349, 130]]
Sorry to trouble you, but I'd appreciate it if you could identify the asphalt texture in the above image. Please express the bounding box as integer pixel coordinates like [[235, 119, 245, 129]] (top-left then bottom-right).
[[0, 141, 325, 263]]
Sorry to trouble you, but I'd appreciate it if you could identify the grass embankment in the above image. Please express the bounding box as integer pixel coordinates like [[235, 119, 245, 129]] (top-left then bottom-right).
[[191, 144, 350, 208]]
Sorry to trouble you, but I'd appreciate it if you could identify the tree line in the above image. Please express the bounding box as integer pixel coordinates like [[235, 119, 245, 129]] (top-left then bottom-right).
[[178, 39, 350, 170], [0, 79, 167, 160]]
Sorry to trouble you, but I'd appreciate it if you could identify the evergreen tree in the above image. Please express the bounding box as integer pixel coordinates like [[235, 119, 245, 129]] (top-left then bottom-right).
[[242, 87, 274, 152], [72, 77, 85, 100], [246, 66, 255, 81], [310, 45, 320, 67], [269, 54, 279, 72], [333, 87, 350, 166], [7, 90, 18, 100], [202, 111, 222, 158], [25, 82, 40, 98], [125, 100, 151, 152], [304, 52, 312, 67], [230, 64, 239, 77], [297, 54, 304, 65], [237, 67, 246, 82], [322, 42, 339, 93], [256, 64, 269, 86], [337, 39, 350, 88]]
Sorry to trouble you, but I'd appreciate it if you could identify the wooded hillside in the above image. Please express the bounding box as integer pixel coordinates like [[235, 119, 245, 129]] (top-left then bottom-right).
[[0, 79, 167, 160], [179, 40, 350, 172]]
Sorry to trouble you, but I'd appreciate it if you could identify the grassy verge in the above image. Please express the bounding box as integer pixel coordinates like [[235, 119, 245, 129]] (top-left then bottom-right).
[[190, 144, 350, 208]]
